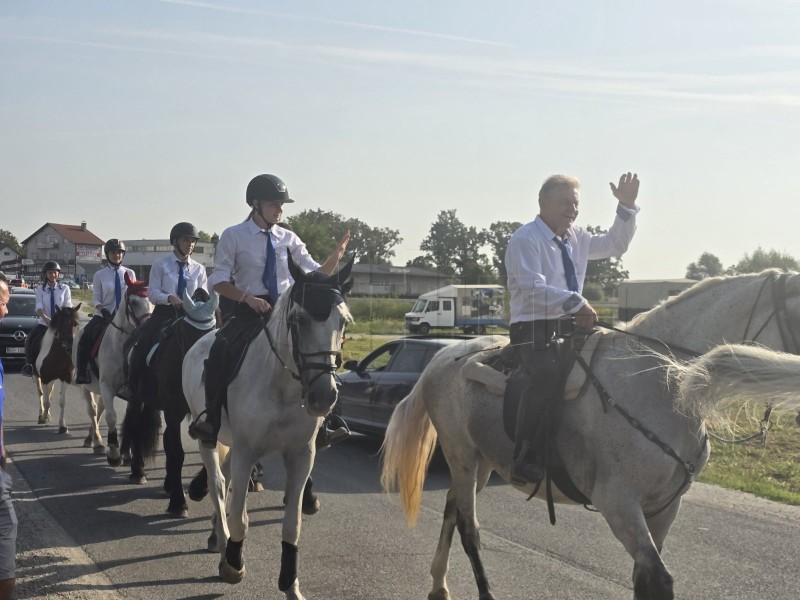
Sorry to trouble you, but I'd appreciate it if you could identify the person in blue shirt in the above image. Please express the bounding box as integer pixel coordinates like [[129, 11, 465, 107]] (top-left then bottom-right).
[[0, 273, 18, 599]]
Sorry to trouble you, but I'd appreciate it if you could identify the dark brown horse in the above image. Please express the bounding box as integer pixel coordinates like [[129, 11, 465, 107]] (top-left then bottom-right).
[[121, 289, 219, 516], [33, 304, 82, 432]]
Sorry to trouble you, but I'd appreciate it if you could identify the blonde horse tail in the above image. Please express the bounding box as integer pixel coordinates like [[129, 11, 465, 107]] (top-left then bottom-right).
[[380, 380, 438, 527], [676, 343, 800, 418]]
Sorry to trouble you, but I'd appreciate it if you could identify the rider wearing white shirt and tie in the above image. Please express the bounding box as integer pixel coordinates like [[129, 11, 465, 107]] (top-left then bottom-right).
[[75, 239, 136, 384], [22, 261, 72, 377], [122, 222, 208, 399], [189, 173, 349, 446], [504, 173, 640, 485]]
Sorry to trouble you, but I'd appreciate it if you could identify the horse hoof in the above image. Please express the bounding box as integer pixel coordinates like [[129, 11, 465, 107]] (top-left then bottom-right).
[[428, 589, 451, 600], [58, 426, 69, 434], [93, 445, 106, 455], [107, 454, 122, 467], [248, 480, 264, 493], [129, 473, 147, 485], [302, 497, 321, 516], [122, 453, 132, 467], [83, 436, 93, 448], [206, 532, 219, 553], [219, 557, 246, 584], [188, 482, 208, 502], [166, 505, 189, 519], [37, 415, 47, 425]]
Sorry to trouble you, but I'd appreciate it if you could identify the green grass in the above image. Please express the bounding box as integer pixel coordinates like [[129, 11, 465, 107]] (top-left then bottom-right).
[[698, 405, 800, 505]]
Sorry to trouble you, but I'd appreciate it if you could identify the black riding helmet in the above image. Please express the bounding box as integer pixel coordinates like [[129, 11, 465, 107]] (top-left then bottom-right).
[[42, 261, 61, 276], [104, 238, 126, 257], [170, 222, 199, 245], [246, 174, 295, 206]]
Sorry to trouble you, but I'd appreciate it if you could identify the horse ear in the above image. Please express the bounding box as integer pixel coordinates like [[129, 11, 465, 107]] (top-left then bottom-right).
[[287, 250, 304, 283], [335, 255, 355, 285], [342, 279, 353, 296], [183, 291, 196, 312], [75, 302, 82, 311]]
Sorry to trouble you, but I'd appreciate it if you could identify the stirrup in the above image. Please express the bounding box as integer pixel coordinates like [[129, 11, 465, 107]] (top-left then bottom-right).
[[316, 414, 350, 450], [21, 364, 34, 377]]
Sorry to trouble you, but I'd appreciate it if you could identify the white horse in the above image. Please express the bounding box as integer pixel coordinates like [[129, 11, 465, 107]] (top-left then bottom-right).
[[183, 257, 353, 600], [73, 274, 152, 465], [33, 304, 82, 432], [381, 270, 800, 600]]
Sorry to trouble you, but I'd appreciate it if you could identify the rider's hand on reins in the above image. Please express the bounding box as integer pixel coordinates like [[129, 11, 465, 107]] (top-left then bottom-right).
[[168, 295, 183, 308], [574, 303, 597, 330], [244, 294, 271, 314]]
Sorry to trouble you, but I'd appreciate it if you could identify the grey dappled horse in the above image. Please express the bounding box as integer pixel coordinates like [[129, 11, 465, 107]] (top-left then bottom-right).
[[183, 255, 353, 600], [381, 270, 800, 600], [73, 274, 152, 465]]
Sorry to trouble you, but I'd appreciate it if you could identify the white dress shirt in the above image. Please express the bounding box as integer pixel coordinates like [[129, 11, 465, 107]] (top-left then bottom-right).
[[506, 205, 638, 323], [147, 253, 208, 306], [92, 265, 136, 313], [35, 282, 73, 325], [208, 219, 319, 297]]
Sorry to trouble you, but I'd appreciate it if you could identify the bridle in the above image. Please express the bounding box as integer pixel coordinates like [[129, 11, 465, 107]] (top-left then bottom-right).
[[51, 307, 80, 354], [263, 292, 344, 399], [109, 288, 151, 334]]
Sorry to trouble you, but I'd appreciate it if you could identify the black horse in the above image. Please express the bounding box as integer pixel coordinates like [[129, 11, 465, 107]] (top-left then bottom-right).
[[121, 289, 219, 516]]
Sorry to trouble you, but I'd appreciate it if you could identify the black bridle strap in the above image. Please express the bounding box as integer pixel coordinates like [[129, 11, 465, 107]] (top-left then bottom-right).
[[595, 321, 701, 358], [772, 273, 800, 354]]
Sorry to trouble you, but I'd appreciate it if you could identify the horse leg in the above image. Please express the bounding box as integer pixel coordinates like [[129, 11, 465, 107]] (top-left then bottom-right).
[[100, 381, 121, 466], [164, 410, 188, 518], [274, 449, 313, 600], [630, 499, 682, 600], [429, 461, 493, 600], [57, 381, 69, 434], [124, 401, 154, 485], [82, 388, 105, 454], [594, 489, 674, 600], [219, 447, 257, 585], [199, 443, 229, 554], [188, 466, 209, 501]]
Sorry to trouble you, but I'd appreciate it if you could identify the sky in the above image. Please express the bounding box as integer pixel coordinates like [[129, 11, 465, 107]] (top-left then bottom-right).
[[1, 0, 799, 280]]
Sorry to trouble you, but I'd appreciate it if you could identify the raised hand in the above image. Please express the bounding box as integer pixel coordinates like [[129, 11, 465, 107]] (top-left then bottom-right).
[[609, 172, 639, 208]]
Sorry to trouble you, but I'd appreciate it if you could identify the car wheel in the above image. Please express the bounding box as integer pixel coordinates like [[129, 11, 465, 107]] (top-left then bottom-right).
[[418, 323, 431, 335]]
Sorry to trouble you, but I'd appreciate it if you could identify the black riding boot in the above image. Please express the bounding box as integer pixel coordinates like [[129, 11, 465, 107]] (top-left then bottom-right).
[[189, 357, 223, 447], [74, 330, 93, 384], [510, 391, 545, 486]]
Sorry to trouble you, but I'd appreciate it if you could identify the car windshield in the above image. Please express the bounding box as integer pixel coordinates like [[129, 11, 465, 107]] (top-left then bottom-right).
[[7, 295, 37, 316], [410, 300, 426, 313]]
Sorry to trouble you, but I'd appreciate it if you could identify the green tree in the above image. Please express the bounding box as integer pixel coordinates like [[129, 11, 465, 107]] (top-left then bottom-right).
[[406, 256, 435, 270], [197, 230, 213, 243], [584, 225, 629, 296], [286, 210, 401, 265], [483, 220, 522, 282], [685, 252, 723, 280], [419, 210, 495, 283], [728, 247, 800, 274], [0, 229, 23, 255]]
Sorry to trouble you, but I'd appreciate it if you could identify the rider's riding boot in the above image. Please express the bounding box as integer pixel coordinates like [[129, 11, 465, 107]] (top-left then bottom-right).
[[188, 414, 216, 448], [74, 367, 92, 385], [315, 414, 350, 451], [510, 440, 544, 485], [20, 363, 33, 377]]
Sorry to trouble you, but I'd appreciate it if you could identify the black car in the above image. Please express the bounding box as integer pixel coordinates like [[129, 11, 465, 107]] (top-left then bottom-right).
[[0, 289, 38, 362], [335, 336, 475, 436]]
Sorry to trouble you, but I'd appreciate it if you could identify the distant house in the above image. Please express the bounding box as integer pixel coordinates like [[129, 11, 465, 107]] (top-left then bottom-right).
[[0, 245, 21, 276], [123, 239, 216, 281], [348, 264, 454, 298], [21, 222, 105, 281]]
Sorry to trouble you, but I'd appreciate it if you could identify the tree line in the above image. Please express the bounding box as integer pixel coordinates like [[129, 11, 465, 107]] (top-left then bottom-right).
[[686, 249, 800, 280]]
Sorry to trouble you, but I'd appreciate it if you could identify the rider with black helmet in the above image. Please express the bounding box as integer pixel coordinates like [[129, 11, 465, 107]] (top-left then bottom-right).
[[121, 223, 208, 399], [189, 174, 350, 446], [74, 239, 137, 384], [21, 261, 73, 377]]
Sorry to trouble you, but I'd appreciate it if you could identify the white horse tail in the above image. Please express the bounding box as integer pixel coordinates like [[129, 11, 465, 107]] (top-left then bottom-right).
[[380, 379, 438, 527], [675, 343, 800, 419]]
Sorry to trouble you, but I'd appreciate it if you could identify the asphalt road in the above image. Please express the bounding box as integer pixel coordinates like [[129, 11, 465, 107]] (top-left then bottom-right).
[[4, 364, 800, 600]]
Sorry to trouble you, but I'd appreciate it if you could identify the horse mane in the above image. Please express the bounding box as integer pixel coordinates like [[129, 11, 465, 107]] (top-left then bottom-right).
[[624, 269, 784, 329]]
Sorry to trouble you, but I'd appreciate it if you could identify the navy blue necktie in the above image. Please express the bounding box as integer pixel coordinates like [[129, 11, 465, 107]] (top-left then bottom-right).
[[554, 236, 580, 293], [177, 261, 186, 300], [49, 286, 55, 318], [262, 229, 278, 301], [114, 270, 122, 309]]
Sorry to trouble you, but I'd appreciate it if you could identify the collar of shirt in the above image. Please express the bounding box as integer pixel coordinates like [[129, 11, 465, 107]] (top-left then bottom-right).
[[533, 215, 573, 243]]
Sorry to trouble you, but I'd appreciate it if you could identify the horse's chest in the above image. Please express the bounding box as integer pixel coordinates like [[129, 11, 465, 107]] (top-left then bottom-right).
[[41, 342, 73, 384]]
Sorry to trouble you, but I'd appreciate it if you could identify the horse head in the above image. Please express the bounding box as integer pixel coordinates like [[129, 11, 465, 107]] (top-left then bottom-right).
[[121, 273, 152, 329], [51, 303, 82, 352], [285, 252, 354, 417], [182, 288, 219, 330]]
